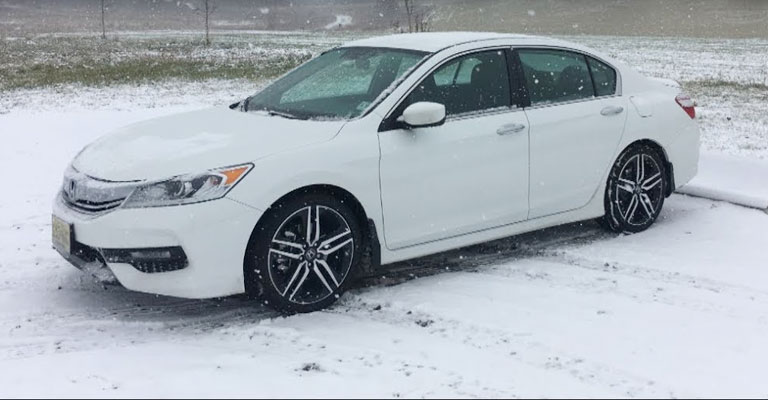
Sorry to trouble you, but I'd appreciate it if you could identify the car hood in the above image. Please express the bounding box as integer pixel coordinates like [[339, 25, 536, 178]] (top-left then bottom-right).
[[73, 107, 347, 182]]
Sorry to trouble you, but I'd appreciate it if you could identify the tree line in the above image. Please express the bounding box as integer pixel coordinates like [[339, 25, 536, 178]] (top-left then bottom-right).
[[97, 0, 434, 45]]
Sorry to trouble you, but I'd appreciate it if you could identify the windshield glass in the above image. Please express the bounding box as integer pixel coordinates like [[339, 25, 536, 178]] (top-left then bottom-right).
[[245, 47, 428, 120]]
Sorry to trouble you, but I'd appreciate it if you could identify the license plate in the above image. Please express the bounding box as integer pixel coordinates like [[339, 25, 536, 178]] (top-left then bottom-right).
[[52, 215, 73, 255]]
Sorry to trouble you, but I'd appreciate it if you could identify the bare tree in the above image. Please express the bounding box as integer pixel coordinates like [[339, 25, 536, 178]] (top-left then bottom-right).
[[187, 0, 216, 46], [403, 0, 414, 32], [203, 0, 214, 46], [402, 0, 432, 33], [100, 0, 106, 39]]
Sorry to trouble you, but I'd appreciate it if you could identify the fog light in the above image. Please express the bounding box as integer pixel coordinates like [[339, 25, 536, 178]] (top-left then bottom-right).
[[101, 247, 188, 274], [129, 250, 172, 259]]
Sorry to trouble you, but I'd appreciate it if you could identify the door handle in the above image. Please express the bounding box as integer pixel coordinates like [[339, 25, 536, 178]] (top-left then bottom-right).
[[497, 123, 526, 136], [601, 106, 624, 116]]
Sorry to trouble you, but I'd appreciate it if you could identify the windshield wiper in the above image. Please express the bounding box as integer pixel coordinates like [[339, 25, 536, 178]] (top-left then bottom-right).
[[248, 106, 303, 120], [265, 109, 302, 120]]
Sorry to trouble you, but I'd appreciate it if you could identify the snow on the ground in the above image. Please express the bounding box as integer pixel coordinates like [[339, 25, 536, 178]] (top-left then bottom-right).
[[2, 31, 768, 395], [2, 32, 767, 157], [679, 152, 768, 210], [569, 35, 768, 87], [0, 80, 260, 114], [567, 35, 768, 159], [1, 86, 768, 397], [325, 15, 353, 30]]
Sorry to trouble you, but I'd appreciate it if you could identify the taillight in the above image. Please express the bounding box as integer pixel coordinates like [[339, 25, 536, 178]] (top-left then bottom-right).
[[675, 93, 696, 119]]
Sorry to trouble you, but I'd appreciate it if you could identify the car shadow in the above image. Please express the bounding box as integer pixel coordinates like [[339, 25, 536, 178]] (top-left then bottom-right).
[[358, 219, 613, 288], [67, 219, 613, 329]]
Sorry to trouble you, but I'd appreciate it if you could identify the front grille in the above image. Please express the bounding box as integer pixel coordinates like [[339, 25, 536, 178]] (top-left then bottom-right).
[[63, 195, 126, 213], [60, 167, 139, 215]]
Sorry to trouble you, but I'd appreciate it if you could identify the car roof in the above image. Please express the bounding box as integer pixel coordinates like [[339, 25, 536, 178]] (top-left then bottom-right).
[[340, 32, 535, 53]]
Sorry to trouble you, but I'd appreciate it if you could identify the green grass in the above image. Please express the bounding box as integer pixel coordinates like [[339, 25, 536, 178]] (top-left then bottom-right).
[[4, 32, 765, 96], [0, 34, 328, 91], [683, 79, 768, 92], [5, 57, 303, 89]]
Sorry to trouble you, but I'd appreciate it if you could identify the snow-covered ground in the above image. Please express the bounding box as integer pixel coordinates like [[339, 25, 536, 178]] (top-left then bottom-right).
[[2, 32, 768, 397], [325, 15, 354, 30], [679, 152, 768, 210], [1, 85, 768, 398], [3, 32, 766, 157]]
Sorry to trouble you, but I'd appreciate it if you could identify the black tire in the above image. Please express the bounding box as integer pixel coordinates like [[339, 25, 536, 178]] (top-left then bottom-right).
[[601, 143, 668, 233], [244, 192, 363, 314]]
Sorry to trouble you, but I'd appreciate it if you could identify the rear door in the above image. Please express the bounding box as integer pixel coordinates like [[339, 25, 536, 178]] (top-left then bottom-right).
[[517, 48, 628, 219]]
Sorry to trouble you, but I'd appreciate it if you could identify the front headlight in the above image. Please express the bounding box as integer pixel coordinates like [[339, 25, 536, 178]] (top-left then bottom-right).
[[122, 164, 252, 208]]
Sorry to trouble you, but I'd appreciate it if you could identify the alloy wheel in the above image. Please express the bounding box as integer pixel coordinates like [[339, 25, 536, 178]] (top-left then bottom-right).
[[267, 205, 355, 305], [614, 153, 664, 226]]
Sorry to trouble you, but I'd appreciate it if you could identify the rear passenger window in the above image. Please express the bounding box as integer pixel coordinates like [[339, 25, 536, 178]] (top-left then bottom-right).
[[587, 57, 617, 96], [518, 49, 594, 105]]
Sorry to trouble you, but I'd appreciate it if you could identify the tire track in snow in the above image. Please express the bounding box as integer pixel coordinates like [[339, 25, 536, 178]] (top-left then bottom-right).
[[329, 295, 668, 398], [545, 250, 768, 302], [0, 294, 277, 360]]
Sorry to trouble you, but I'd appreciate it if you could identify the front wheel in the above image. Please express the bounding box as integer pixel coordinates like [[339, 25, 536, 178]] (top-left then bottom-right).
[[245, 193, 363, 313], [602, 144, 668, 233]]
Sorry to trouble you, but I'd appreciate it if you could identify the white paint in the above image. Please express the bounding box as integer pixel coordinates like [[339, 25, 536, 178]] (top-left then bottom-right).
[[400, 101, 445, 127], [41, 34, 699, 303], [1, 64, 766, 396], [73, 107, 346, 182], [525, 97, 629, 218], [380, 107, 530, 248]]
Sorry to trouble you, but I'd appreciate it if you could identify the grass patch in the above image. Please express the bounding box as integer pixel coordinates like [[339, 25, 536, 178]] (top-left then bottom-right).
[[0, 33, 329, 91], [683, 79, 768, 92], [5, 57, 304, 89]]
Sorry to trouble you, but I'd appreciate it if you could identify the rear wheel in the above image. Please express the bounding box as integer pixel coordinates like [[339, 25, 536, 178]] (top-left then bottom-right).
[[245, 193, 362, 313], [602, 144, 667, 233]]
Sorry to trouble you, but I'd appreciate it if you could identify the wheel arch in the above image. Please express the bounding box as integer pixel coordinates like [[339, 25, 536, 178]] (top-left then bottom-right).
[[620, 139, 675, 197], [242, 184, 381, 295]]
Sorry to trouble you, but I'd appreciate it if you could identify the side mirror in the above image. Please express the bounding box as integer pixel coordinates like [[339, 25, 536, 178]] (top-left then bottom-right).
[[398, 102, 446, 128]]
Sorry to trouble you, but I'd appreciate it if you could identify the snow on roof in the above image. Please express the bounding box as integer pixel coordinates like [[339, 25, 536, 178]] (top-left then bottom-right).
[[340, 32, 532, 53]]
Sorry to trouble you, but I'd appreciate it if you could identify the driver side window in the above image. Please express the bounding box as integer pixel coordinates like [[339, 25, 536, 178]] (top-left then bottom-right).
[[405, 50, 512, 117]]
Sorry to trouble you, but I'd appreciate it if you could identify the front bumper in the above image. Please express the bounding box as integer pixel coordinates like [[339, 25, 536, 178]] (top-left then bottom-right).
[[52, 194, 263, 299], [55, 238, 121, 284]]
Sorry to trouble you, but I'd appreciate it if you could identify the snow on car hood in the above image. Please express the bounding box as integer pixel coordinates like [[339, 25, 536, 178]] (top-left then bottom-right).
[[72, 107, 346, 182]]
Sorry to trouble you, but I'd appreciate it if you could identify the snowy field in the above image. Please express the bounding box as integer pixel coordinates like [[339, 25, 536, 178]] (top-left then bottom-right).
[[1, 32, 768, 397], [3, 31, 767, 157]]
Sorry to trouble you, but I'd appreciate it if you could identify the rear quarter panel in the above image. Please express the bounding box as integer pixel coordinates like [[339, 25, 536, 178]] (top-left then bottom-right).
[[618, 77, 701, 189]]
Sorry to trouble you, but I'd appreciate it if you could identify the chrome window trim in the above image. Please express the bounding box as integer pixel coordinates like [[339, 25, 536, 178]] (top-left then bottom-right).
[[381, 43, 623, 125], [445, 106, 524, 123], [523, 94, 622, 111]]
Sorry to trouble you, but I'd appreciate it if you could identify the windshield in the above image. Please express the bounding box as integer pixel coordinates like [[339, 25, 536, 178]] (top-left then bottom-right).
[[245, 47, 428, 120]]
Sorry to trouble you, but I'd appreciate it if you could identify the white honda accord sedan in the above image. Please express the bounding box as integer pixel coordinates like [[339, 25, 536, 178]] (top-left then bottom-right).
[[53, 32, 699, 313]]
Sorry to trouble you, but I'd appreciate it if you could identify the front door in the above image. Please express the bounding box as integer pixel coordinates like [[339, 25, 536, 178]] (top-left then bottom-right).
[[378, 49, 530, 250]]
